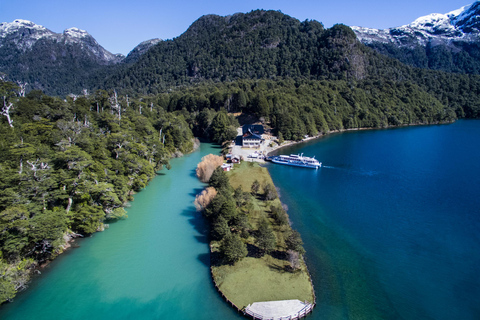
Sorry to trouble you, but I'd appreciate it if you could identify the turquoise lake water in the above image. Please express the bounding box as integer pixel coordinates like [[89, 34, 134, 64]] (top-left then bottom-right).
[[0, 120, 479, 319], [0, 143, 244, 320]]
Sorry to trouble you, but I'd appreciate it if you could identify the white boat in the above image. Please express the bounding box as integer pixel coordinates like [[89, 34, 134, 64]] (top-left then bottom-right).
[[270, 153, 321, 169]]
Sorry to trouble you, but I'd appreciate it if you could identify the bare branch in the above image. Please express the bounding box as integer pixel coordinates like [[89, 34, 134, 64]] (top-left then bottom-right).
[[109, 90, 121, 122], [1, 96, 14, 127], [16, 81, 27, 97]]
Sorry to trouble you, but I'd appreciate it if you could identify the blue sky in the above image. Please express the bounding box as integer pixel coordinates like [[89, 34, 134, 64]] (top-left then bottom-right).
[[0, 0, 472, 55]]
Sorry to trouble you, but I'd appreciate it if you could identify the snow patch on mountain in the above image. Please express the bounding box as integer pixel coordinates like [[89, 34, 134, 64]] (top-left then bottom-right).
[[0, 19, 48, 37], [352, 2, 480, 47], [449, 3, 475, 26], [0, 19, 123, 63], [0, 19, 54, 50], [64, 27, 89, 39]]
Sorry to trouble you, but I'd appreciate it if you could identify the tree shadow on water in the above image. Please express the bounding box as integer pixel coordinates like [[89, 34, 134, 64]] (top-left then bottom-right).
[[180, 206, 209, 245], [189, 187, 205, 198], [189, 168, 198, 179], [197, 252, 210, 267]]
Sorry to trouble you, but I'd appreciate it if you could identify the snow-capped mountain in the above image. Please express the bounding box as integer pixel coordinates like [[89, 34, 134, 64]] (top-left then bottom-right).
[[0, 19, 128, 95], [0, 19, 124, 64], [352, 2, 480, 47]]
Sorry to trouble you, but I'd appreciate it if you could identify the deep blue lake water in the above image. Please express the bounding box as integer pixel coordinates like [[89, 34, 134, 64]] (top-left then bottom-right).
[[267, 120, 480, 319], [0, 120, 478, 319]]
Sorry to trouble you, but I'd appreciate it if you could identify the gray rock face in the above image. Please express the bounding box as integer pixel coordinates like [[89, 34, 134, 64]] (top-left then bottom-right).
[[0, 19, 124, 64]]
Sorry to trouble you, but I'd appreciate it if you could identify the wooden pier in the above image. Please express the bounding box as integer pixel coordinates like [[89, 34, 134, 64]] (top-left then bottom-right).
[[244, 300, 314, 320]]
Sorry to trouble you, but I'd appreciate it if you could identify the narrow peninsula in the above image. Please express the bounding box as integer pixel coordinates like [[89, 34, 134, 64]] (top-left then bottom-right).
[[195, 154, 315, 319]]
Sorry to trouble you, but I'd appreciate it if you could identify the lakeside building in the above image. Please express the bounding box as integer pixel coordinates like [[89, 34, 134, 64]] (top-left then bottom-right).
[[242, 124, 264, 148], [225, 154, 241, 163]]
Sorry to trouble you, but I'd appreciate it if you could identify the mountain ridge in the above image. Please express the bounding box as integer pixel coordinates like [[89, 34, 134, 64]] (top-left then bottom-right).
[[102, 10, 373, 94], [352, 2, 480, 46], [1, 4, 480, 95], [351, 2, 480, 74], [0, 19, 124, 63], [124, 38, 162, 63]]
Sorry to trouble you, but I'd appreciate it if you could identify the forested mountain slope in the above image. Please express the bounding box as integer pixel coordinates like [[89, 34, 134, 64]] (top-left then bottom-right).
[[101, 9, 480, 120], [0, 20, 124, 96], [102, 10, 371, 94]]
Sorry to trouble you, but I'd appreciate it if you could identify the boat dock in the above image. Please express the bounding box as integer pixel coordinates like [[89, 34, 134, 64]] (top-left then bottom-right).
[[245, 300, 314, 320]]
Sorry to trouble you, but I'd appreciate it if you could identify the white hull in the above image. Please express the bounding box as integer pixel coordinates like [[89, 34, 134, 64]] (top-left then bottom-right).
[[270, 154, 321, 169]]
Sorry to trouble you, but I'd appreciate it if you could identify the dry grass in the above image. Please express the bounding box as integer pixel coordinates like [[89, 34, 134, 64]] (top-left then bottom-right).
[[194, 187, 217, 211], [196, 154, 224, 183]]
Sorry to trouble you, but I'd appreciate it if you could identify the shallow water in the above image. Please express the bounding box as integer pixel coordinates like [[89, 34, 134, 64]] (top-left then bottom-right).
[[267, 120, 480, 319], [0, 143, 243, 320]]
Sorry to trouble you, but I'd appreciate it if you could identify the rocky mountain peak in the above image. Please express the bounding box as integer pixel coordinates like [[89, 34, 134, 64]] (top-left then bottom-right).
[[450, 1, 480, 32], [0, 19, 47, 34], [352, 1, 480, 46], [63, 27, 90, 39], [125, 38, 162, 63], [0, 19, 123, 63]]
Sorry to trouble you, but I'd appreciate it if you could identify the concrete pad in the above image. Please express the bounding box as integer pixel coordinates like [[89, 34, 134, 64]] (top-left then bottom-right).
[[245, 299, 313, 319]]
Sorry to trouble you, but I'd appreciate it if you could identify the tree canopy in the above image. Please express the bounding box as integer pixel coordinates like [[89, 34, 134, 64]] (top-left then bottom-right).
[[0, 80, 195, 303]]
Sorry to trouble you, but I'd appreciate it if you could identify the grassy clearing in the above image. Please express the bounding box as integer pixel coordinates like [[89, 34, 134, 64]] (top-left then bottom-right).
[[212, 161, 315, 308], [212, 256, 314, 309], [227, 161, 273, 192]]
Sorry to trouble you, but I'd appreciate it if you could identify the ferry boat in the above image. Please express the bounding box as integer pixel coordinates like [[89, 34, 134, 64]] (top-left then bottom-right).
[[270, 153, 321, 169]]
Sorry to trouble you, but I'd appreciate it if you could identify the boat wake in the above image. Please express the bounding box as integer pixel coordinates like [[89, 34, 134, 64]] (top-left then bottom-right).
[[320, 165, 379, 177]]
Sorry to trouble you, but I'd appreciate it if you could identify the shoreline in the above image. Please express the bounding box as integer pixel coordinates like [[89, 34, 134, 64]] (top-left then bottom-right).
[[1, 140, 200, 306], [207, 161, 316, 319], [264, 120, 456, 157]]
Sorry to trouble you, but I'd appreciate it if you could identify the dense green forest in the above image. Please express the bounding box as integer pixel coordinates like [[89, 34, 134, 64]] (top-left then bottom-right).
[[102, 11, 368, 94], [0, 40, 121, 96], [0, 80, 194, 302], [366, 41, 480, 75], [101, 9, 480, 117], [146, 77, 476, 142]]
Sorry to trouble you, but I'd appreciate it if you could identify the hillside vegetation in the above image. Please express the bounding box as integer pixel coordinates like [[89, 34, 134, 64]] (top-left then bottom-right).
[[0, 81, 193, 303], [136, 78, 466, 144], [101, 10, 478, 120]]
